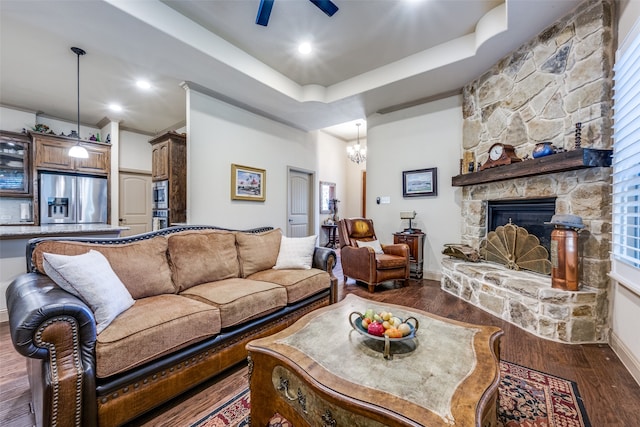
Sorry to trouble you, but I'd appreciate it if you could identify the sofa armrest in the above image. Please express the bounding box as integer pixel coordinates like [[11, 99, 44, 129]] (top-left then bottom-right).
[[312, 247, 338, 304], [6, 273, 98, 426], [312, 246, 336, 271]]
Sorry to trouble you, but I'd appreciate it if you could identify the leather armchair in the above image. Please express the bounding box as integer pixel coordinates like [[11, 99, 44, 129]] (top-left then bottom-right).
[[338, 218, 410, 292]]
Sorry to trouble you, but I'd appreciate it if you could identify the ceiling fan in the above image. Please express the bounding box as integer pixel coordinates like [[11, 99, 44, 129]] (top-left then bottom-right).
[[256, 0, 339, 26]]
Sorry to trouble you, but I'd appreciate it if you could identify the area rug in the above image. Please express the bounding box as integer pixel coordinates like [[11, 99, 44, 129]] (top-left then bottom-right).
[[191, 361, 590, 427], [499, 361, 590, 427]]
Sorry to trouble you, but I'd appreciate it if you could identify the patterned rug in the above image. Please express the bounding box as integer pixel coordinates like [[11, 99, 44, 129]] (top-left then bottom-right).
[[191, 361, 590, 427]]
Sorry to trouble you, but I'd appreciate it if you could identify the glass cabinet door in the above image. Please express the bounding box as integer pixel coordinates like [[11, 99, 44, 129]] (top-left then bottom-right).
[[0, 131, 31, 196]]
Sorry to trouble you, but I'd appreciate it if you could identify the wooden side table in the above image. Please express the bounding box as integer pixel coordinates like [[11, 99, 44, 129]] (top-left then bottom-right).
[[394, 231, 425, 279], [321, 224, 338, 248]]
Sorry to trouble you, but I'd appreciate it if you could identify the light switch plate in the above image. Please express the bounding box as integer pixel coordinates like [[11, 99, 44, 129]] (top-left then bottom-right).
[[380, 196, 391, 204]]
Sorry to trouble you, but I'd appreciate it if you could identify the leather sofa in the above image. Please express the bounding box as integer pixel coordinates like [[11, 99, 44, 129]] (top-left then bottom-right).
[[5, 225, 337, 426]]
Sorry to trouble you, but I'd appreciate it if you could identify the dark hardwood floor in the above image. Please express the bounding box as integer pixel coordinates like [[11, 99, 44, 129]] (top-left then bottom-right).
[[2, 264, 639, 426]]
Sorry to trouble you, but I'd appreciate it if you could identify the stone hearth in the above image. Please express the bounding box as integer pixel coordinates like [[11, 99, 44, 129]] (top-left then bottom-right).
[[441, 259, 607, 343]]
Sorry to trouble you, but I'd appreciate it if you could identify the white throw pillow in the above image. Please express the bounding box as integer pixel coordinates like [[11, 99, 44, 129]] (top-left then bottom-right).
[[43, 250, 135, 334], [273, 235, 317, 270], [356, 239, 384, 254]]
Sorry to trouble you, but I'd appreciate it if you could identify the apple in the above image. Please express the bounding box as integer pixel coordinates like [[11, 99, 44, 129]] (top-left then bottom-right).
[[367, 321, 385, 336], [361, 317, 371, 328]]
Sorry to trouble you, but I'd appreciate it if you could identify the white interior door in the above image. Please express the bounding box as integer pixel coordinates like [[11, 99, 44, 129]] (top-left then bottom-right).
[[287, 169, 313, 237], [119, 172, 152, 237]]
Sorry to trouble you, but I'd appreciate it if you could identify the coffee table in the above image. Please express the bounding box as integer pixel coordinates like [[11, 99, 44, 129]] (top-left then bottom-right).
[[246, 294, 503, 426]]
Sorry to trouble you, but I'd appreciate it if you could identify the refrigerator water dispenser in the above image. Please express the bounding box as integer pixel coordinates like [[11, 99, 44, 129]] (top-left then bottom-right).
[[47, 197, 70, 220]]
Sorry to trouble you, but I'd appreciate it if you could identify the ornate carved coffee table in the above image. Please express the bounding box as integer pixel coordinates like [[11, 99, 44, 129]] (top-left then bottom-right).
[[246, 294, 503, 426]]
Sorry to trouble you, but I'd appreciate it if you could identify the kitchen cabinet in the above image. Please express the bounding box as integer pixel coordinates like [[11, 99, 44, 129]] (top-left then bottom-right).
[[151, 140, 170, 181], [0, 131, 31, 196], [32, 133, 111, 175], [149, 131, 186, 226], [393, 231, 425, 279]]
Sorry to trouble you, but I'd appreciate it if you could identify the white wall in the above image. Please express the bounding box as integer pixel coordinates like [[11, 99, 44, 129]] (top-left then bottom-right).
[[185, 88, 318, 232], [610, 1, 640, 385], [119, 129, 153, 172], [0, 106, 34, 132], [344, 140, 366, 219], [365, 95, 463, 279], [315, 130, 349, 224], [0, 107, 100, 138]]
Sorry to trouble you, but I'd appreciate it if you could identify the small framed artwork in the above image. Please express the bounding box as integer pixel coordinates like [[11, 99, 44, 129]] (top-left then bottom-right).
[[231, 164, 266, 201], [402, 167, 438, 197]]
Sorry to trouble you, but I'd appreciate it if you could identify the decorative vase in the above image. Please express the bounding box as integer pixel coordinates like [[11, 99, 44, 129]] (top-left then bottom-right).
[[532, 142, 556, 158]]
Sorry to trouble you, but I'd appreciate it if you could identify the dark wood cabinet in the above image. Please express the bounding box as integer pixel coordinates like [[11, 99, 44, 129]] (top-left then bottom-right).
[[0, 131, 31, 196], [32, 133, 110, 175], [149, 131, 186, 224], [394, 231, 425, 279], [75, 144, 110, 174], [151, 140, 170, 181]]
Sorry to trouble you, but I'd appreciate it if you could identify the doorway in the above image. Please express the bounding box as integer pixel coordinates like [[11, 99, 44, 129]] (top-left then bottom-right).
[[362, 170, 367, 217], [287, 168, 314, 237], [119, 171, 152, 237]]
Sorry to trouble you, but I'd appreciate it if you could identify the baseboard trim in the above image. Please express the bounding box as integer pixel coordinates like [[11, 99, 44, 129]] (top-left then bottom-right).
[[0, 309, 8, 323], [422, 270, 442, 281], [610, 331, 640, 386]]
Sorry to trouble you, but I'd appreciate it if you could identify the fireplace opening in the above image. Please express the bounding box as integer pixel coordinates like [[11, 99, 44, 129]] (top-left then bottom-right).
[[486, 197, 556, 254]]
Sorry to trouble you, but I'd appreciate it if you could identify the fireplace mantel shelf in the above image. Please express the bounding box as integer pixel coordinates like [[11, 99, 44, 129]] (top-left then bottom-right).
[[451, 148, 612, 187]]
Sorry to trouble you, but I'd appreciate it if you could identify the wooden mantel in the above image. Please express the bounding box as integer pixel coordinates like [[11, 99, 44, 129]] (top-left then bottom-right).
[[451, 148, 612, 187]]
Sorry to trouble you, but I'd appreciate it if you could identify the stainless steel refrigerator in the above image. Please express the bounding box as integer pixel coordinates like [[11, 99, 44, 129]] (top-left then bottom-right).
[[40, 172, 108, 224]]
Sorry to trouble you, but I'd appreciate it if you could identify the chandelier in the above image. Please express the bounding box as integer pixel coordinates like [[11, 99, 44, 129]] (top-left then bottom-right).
[[346, 122, 366, 164]]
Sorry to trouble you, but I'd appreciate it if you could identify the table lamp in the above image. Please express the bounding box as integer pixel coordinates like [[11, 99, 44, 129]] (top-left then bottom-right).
[[400, 211, 417, 233]]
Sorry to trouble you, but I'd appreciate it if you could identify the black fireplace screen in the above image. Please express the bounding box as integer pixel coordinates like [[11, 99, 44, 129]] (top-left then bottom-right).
[[486, 198, 556, 254]]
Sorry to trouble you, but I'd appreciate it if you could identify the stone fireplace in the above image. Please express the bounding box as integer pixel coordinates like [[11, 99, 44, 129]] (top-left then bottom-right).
[[441, 0, 614, 344], [486, 197, 556, 253]]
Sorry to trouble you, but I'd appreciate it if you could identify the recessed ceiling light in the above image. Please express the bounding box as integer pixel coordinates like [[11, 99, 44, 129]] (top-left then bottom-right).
[[136, 80, 151, 90], [109, 103, 122, 112], [298, 42, 312, 55]]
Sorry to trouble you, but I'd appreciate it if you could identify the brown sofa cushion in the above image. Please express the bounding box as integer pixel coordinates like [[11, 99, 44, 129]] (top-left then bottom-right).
[[248, 268, 330, 304], [376, 253, 408, 270], [95, 294, 221, 378], [180, 278, 287, 328], [32, 237, 175, 299], [235, 228, 282, 277], [168, 230, 240, 292]]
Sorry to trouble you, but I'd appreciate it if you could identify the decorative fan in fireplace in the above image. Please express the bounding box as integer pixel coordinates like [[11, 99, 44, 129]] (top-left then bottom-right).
[[480, 222, 551, 275]]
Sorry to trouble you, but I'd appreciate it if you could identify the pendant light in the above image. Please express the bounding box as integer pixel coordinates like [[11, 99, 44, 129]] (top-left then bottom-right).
[[68, 47, 89, 159], [346, 122, 366, 164]]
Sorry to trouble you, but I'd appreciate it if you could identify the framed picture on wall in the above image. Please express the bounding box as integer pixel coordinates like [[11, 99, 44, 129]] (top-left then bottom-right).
[[231, 164, 266, 201], [402, 167, 438, 197]]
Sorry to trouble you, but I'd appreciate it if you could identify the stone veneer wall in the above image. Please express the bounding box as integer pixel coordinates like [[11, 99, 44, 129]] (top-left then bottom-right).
[[442, 0, 615, 343], [462, 0, 615, 158]]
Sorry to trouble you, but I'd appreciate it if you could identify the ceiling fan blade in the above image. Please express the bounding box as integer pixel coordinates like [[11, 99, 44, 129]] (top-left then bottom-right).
[[256, 0, 275, 26], [309, 0, 339, 17]]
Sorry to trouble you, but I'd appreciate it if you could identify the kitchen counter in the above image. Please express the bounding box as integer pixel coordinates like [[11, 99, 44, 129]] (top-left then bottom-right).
[[0, 223, 129, 322], [0, 223, 129, 240]]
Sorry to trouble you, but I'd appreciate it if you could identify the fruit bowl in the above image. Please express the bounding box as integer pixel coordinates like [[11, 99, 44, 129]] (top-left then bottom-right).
[[349, 311, 419, 359]]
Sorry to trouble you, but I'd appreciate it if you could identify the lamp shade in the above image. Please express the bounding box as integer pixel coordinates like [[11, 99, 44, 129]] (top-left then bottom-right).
[[400, 211, 416, 219], [68, 144, 89, 158]]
